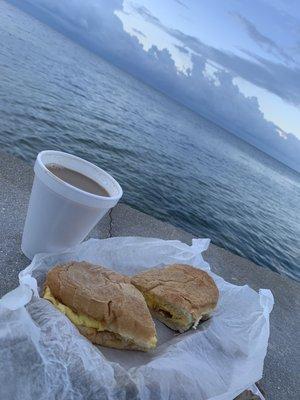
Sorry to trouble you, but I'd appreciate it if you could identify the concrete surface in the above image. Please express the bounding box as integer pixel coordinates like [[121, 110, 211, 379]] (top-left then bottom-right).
[[0, 151, 299, 399]]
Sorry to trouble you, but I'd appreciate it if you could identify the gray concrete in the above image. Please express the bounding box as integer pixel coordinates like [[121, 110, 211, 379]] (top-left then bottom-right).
[[0, 151, 299, 399]]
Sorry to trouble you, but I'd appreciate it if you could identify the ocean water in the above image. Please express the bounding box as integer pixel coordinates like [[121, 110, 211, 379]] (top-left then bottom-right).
[[0, 1, 299, 280]]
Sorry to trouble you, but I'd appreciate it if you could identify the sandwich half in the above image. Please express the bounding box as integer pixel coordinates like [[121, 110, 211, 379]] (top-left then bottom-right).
[[43, 261, 157, 351], [131, 264, 219, 332]]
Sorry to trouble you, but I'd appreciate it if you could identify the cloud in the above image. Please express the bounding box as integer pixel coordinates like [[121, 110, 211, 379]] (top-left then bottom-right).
[[132, 5, 300, 106], [133, 27, 146, 37], [232, 12, 294, 63], [173, 0, 189, 9], [237, 49, 300, 103], [132, 5, 161, 25], [174, 44, 189, 54], [8, 0, 300, 171]]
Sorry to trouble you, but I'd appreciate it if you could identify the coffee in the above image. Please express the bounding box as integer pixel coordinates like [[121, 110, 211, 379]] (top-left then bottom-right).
[[46, 164, 110, 197]]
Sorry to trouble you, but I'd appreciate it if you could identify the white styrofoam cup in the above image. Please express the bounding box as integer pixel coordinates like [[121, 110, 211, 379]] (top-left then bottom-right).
[[21, 150, 123, 259]]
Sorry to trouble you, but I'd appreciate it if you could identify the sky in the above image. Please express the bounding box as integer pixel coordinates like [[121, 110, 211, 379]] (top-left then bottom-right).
[[8, 0, 300, 171]]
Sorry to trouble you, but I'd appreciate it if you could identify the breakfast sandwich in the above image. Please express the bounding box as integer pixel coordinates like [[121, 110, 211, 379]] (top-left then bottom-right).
[[43, 261, 157, 351], [131, 264, 219, 332]]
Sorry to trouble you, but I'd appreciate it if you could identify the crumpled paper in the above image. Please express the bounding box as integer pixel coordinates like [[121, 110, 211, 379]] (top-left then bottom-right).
[[0, 237, 273, 400]]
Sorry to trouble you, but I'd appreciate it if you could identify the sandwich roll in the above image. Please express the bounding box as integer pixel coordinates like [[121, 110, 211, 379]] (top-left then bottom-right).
[[43, 261, 157, 351], [131, 264, 219, 332]]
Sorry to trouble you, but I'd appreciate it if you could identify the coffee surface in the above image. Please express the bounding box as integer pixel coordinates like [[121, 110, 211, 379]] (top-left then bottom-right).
[[47, 164, 110, 197]]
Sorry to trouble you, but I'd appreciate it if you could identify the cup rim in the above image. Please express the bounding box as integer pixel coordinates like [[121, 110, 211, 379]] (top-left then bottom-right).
[[35, 150, 123, 206]]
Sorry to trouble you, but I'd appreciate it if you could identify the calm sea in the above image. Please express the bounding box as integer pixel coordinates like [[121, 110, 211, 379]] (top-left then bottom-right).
[[0, 2, 299, 280]]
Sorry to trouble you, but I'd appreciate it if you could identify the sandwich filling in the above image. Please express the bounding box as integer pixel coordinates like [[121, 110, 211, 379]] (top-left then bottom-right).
[[44, 286, 104, 331], [131, 264, 219, 332], [44, 286, 157, 349], [144, 292, 193, 331]]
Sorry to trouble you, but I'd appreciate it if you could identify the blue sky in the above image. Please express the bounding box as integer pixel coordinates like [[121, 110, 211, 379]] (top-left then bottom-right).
[[9, 0, 300, 171]]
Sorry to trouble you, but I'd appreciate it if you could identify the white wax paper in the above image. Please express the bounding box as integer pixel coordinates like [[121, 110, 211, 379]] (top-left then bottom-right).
[[0, 237, 273, 400]]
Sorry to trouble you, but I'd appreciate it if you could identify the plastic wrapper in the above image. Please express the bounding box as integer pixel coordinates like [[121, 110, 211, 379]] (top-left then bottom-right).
[[0, 237, 273, 399]]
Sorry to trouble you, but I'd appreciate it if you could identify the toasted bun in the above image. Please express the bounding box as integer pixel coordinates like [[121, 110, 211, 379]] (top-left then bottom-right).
[[77, 326, 153, 351], [131, 264, 219, 332], [44, 261, 157, 350]]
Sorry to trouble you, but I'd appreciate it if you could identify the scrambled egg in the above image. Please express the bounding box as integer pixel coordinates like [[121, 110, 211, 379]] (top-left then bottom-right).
[[43, 286, 104, 331], [44, 287, 157, 349], [149, 336, 157, 348]]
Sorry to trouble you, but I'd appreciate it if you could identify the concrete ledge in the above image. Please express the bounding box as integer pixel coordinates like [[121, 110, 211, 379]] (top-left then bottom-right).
[[0, 151, 299, 399]]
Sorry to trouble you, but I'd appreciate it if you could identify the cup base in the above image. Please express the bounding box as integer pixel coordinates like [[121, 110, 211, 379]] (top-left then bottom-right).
[[21, 242, 34, 260]]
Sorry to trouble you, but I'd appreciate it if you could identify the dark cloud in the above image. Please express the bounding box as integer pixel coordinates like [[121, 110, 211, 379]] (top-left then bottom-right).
[[174, 44, 189, 54], [173, 0, 189, 9], [133, 5, 300, 105], [133, 5, 161, 25], [8, 0, 300, 171], [232, 12, 294, 63], [237, 49, 300, 103], [133, 27, 146, 37]]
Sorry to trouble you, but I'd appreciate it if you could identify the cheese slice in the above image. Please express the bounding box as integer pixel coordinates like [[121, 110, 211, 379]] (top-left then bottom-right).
[[43, 286, 104, 331]]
